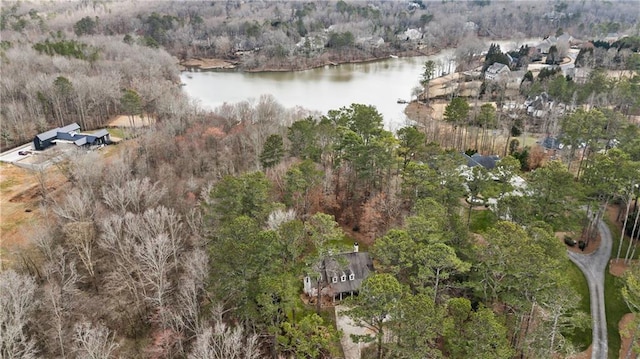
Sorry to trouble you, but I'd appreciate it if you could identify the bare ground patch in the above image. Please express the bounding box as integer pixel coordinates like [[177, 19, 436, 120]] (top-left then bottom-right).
[[0, 163, 68, 267], [181, 58, 237, 70], [557, 231, 601, 255], [472, 233, 488, 246], [108, 114, 155, 128], [609, 259, 639, 277], [618, 313, 638, 359]]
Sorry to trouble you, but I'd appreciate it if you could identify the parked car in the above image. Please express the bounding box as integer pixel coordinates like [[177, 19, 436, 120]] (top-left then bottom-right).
[[564, 236, 577, 247]]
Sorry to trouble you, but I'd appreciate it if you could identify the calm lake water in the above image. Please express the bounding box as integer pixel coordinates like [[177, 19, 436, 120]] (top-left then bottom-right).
[[180, 39, 537, 131]]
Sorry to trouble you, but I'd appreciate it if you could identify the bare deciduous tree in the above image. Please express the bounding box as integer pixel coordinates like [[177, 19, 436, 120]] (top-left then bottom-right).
[[73, 321, 119, 359], [169, 248, 209, 349], [53, 188, 96, 222], [99, 214, 149, 322], [102, 177, 166, 214], [134, 232, 175, 325], [188, 322, 260, 359], [267, 208, 296, 230], [99, 205, 187, 330], [0, 270, 39, 359], [63, 222, 98, 280]]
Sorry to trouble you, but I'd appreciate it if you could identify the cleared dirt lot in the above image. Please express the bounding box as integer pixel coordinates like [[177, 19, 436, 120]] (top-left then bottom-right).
[[108, 114, 155, 128], [0, 162, 68, 267], [0, 139, 125, 268]]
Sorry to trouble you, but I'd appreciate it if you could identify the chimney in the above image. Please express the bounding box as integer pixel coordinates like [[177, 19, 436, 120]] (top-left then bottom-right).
[[353, 242, 359, 253]]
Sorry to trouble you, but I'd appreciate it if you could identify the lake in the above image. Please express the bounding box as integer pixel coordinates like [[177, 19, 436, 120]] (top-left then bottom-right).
[[180, 39, 538, 131]]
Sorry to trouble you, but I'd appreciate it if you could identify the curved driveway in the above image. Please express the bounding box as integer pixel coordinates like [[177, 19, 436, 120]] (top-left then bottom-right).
[[567, 219, 612, 359]]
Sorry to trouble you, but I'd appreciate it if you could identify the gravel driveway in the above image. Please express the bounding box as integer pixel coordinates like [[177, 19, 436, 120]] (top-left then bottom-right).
[[335, 305, 374, 359]]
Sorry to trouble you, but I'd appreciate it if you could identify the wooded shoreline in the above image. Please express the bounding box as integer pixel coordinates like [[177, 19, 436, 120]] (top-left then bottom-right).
[[180, 48, 435, 73]]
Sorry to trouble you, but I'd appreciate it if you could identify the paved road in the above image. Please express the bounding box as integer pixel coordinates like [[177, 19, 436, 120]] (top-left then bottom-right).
[[567, 219, 612, 359], [0, 143, 33, 163]]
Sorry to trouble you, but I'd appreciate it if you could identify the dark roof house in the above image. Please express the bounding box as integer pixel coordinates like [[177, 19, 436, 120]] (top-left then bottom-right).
[[540, 136, 563, 150], [303, 244, 374, 301], [464, 153, 500, 170], [33, 123, 110, 151], [34, 128, 64, 151], [58, 123, 80, 133]]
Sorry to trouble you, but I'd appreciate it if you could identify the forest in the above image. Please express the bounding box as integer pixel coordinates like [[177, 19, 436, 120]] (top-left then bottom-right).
[[1, 1, 640, 359]]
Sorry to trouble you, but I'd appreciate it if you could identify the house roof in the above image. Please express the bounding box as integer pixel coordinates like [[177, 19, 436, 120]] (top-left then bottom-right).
[[74, 137, 87, 146], [540, 136, 562, 150], [486, 62, 509, 75], [35, 128, 59, 141], [59, 123, 80, 133], [35, 123, 80, 142], [312, 252, 374, 295], [464, 153, 500, 169], [56, 132, 84, 141], [92, 129, 109, 138]]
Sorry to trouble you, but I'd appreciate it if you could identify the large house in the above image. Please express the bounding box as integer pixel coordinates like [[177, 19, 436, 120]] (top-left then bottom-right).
[[464, 153, 500, 170], [303, 243, 374, 302], [484, 62, 511, 82], [33, 123, 110, 151]]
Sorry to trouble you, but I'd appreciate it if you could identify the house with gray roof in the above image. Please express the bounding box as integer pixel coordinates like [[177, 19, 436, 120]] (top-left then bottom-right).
[[34, 123, 81, 150], [463, 153, 500, 170], [33, 123, 110, 151], [484, 62, 511, 82], [33, 129, 60, 150], [304, 243, 374, 302], [58, 123, 81, 134]]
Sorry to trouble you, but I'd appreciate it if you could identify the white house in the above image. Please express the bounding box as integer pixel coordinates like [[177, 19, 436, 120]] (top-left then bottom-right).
[[485, 62, 511, 81]]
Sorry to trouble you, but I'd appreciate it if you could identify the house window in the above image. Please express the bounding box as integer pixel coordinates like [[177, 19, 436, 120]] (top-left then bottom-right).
[[332, 276, 338, 283], [341, 274, 346, 282], [349, 273, 355, 281]]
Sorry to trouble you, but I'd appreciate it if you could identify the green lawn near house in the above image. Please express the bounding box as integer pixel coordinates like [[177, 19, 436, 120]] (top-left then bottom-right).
[[106, 127, 126, 139]]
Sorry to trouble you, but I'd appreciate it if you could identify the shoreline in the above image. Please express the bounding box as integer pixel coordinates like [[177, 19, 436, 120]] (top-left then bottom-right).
[[179, 48, 439, 74], [177, 36, 543, 74]]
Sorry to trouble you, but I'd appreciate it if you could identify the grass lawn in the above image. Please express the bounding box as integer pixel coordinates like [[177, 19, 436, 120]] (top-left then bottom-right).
[[603, 217, 636, 358], [604, 269, 627, 359], [564, 259, 592, 351], [107, 127, 128, 139], [0, 176, 17, 192], [468, 209, 498, 233]]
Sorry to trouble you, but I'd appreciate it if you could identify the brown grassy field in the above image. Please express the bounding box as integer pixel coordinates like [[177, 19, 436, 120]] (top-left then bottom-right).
[[0, 163, 67, 268]]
